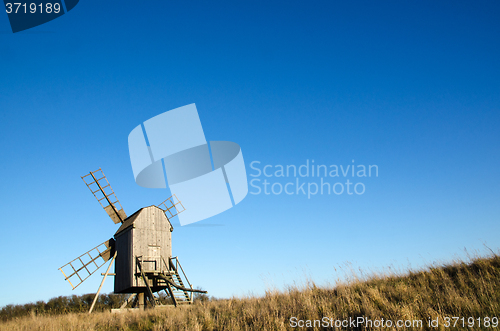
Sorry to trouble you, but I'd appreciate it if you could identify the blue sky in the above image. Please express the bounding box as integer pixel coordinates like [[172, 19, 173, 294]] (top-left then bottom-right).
[[0, 1, 499, 306]]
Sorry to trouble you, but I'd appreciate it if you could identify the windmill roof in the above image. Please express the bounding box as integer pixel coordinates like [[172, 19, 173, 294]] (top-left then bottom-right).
[[114, 205, 173, 235]]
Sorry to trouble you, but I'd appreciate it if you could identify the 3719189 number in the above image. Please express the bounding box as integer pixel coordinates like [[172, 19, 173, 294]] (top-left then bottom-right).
[[5, 3, 61, 14]]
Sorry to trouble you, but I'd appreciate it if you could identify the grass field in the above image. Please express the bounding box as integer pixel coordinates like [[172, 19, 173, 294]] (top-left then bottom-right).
[[1, 253, 499, 330]]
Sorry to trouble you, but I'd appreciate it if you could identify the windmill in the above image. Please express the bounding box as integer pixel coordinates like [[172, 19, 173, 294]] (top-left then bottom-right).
[[59, 168, 207, 313]]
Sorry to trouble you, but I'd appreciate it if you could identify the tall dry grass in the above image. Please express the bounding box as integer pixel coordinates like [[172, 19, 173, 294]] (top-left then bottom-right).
[[1, 254, 499, 330]]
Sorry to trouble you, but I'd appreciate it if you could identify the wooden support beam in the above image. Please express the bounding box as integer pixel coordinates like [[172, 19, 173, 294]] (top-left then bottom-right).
[[119, 293, 136, 309], [138, 293, 145, 311], [164, 282, 177, 307], [89, 251, 117, 314], [137, 259, 156, 308]]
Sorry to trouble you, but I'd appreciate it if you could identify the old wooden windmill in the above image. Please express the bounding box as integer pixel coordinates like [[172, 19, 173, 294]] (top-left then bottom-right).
[[59, 168, 206, 312]]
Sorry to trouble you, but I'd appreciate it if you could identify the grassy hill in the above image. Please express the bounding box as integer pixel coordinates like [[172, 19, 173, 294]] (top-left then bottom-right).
[[1, 253, 499, 330]]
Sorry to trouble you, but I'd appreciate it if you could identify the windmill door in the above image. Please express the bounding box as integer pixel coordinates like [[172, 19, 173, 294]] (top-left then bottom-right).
[[147, 245, 161, 271]]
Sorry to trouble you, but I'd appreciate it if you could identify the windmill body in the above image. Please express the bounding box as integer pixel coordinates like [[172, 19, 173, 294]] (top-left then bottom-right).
[[59, 169, 206, 311], [114, 205, 173, 293]]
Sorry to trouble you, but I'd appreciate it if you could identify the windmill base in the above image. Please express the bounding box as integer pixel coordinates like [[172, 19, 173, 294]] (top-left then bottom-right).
[[112, 291, 191, 312], [111, 306, 180, 313], [88, 256, 206, 313]]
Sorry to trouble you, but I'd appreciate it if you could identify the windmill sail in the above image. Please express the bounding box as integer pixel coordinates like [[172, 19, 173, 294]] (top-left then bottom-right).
[[82, 168, 127, 224], [157, 194, 185, 220], [59, 239, 115, 290]]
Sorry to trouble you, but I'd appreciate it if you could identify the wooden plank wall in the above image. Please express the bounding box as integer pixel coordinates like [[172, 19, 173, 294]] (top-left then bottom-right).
[[114, 206, 172, 291], [114, 229, 133, 293]]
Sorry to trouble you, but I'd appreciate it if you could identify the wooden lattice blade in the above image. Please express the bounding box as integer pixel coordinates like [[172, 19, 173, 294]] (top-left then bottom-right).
[[82, 168, 127, 224], [157, 194, 185, 220], [59, 239, 115, 290]]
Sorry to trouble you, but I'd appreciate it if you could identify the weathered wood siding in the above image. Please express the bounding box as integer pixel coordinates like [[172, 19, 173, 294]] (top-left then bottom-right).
[[114, 229, 133, 293], [114, 205, 172, 293]]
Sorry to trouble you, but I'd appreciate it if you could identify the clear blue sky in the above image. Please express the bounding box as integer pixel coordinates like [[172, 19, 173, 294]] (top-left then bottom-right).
[[0, 1, 499, 307]]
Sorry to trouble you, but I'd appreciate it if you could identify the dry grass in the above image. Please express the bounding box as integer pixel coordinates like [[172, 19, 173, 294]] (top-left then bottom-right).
[[2, 254, 499, 330]]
